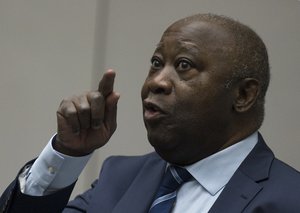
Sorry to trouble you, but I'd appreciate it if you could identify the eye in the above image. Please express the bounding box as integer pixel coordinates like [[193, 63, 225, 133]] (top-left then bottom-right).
[[150, 56, 163, 70], [176, 58, 194, 72]]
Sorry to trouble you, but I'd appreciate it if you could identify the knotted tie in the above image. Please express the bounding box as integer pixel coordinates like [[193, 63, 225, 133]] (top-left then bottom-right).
[[149, 166, 192, 213]]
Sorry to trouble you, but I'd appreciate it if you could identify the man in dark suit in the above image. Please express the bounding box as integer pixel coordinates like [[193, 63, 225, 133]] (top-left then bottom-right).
[[1, 13, 300, 213]]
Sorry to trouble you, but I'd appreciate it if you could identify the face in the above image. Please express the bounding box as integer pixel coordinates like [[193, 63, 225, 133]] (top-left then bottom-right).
[[141, 21, 236, 165]]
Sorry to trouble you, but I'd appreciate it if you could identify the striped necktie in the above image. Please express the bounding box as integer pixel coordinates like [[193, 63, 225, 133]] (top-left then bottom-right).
[[149, 166, 192, 213]]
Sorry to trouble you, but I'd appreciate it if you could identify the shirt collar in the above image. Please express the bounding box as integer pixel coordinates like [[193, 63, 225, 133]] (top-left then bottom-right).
[[185, 132, 258, 195]]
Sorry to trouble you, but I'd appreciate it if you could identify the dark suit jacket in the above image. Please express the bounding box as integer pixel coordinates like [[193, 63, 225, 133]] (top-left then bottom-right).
[[1, 134, 300, 212]]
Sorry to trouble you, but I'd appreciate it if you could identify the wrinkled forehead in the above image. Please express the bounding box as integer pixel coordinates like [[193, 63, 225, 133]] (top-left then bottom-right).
[[159, 21, 234, 52]]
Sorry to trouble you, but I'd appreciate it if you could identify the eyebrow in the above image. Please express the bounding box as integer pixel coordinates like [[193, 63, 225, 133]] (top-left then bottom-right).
[[155, 40, 201, 55]]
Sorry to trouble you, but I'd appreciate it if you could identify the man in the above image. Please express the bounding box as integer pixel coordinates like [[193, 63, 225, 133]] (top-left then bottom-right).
[[1, 13, 300, 212]]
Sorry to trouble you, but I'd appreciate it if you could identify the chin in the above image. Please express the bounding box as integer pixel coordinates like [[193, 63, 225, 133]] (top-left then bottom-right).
[[149, 140, 190, 166], [147, 133, 176, 151], [154, 148, 192, 166]]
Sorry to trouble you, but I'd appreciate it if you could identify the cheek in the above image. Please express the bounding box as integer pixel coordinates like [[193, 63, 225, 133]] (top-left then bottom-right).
[[173, 94, 204, 124], [174, 84, 229, 120]]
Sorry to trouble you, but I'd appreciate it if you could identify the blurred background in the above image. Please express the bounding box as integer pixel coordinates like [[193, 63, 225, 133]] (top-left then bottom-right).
[[0, 0, 299, 198]]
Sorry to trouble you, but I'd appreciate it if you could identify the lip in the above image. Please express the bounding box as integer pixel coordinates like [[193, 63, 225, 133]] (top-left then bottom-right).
[[143, 100, 167, 121]]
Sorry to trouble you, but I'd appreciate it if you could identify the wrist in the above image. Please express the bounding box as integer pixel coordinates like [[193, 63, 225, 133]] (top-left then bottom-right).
[[52, 135, 91, 157]]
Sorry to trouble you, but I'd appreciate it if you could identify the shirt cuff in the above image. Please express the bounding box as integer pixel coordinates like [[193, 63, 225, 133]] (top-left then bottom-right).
[[24, 134, 92, 196]]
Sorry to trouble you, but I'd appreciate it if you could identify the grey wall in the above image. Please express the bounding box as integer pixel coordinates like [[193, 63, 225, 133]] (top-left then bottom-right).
[[0, 0, 98, 196], [1, 0, 299, 198]]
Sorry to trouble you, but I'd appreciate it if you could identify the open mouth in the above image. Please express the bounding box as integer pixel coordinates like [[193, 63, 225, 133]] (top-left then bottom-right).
[[144, 102, 161, 113], [143, 101, 165, 120]]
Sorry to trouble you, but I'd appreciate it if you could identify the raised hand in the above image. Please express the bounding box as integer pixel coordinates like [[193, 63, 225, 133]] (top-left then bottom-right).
[[54, 69, 120, 156]]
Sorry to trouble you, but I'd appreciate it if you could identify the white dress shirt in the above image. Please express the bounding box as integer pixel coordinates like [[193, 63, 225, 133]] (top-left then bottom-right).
[[173, 132, 258, 213], [20, 135, 92, 195], [20, 132, 258, 213]]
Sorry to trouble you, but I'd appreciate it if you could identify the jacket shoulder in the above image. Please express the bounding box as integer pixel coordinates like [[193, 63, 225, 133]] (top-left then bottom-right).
[[269, 158, 300, 183]]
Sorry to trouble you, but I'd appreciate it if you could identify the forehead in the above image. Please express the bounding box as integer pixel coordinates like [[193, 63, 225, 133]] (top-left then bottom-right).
[[156, 21, 234, 56]]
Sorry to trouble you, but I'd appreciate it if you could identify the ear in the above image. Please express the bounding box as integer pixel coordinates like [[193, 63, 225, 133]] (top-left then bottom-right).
[[233, 78, 260, 113]]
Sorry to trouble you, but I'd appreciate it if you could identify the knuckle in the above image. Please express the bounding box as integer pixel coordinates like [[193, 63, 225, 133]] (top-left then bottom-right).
[[58, 96, 77, 109], [89, 91, 104, 102], [64, 107, 77, 118], [77, 103, 90, 114], [58, 102, 76, 117], [59, 98, 70, 108]]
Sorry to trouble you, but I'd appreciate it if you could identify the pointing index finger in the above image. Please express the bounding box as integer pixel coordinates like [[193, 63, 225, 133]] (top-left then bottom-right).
[[98, 69, 116, 97]]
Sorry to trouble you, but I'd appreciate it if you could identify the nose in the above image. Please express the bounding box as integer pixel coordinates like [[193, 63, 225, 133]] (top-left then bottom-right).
[[145, 67, 173, 95]]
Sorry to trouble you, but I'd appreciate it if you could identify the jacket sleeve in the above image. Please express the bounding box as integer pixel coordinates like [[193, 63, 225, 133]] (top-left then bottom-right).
[[0, 160, 75, 213]]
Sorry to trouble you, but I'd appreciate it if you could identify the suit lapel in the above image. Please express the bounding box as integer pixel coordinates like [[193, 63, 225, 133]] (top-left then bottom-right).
[[209, 170, 262, 213], [209, 133, 274, 213], [112, 155, 166, 213]]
